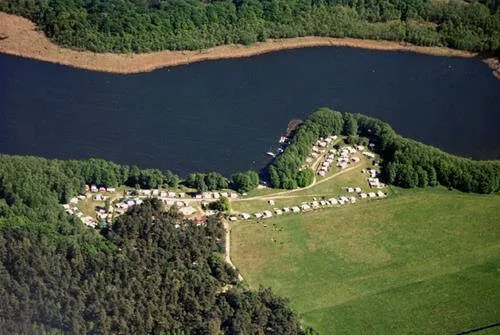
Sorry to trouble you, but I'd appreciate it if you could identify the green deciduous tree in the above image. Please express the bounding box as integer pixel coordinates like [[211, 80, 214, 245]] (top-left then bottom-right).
[[231, 170, 259, 193], [343, 112, 358, 136]]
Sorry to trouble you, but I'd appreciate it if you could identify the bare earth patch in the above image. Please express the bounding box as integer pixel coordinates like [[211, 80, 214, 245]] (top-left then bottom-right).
[[1, 12, 498, 78]]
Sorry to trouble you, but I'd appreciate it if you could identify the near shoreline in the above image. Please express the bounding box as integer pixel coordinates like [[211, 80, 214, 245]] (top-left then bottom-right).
[[1, 12, 499, 78]]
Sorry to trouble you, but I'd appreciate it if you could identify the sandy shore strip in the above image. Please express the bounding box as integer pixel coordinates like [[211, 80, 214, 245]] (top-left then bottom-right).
[[1, 12, 499, 77]]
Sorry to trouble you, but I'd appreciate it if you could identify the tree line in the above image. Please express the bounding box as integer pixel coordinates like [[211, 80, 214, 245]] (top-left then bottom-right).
[[0, 155, 260, 214], [0, 154, 312, 334], [353, 114, 500, 193], [1, 0, 499, 55], [186, 171, 229, 191], [184, 170, 260, 193]]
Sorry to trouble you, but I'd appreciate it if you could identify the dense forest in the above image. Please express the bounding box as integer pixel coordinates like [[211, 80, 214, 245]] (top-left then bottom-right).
[[268, 108, 500, 193], [1, 0, 499, 54], [0, 154, 262, 198], [0, 154, 310, 334]]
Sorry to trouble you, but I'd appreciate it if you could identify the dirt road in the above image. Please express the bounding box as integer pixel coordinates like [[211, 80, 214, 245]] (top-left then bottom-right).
[[237, 163, 362, 202], [222, 219, 244, 281]]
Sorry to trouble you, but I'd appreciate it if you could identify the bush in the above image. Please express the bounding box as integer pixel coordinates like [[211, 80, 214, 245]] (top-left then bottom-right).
[[209, 196, 230, 212]]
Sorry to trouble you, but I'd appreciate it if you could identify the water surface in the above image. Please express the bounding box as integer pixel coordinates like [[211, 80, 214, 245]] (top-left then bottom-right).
[[1, 47, 499, 176]]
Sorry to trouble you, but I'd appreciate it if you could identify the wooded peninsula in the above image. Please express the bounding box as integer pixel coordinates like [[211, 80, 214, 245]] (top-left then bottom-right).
[[1, 0, 499, 75], [269, 109, 500, 193]]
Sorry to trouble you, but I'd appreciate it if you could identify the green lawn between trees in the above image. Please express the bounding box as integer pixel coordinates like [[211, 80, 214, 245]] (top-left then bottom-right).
[[231, 187, 500, 334], [232, 152, 373, 212]]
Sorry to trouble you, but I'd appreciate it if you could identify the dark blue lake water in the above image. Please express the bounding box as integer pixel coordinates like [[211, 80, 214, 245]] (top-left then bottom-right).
[[1, 47, 499, 176]]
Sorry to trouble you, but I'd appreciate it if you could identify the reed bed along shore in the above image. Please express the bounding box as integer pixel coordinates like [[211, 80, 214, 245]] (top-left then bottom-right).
[[1, 12, 498, 77]]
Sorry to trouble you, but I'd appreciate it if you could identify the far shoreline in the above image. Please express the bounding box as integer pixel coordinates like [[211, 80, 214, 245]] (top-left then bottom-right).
[[1, 12, 499, 78]]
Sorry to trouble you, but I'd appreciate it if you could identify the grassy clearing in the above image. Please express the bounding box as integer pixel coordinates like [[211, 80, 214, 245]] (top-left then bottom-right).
[[292, 159, 371, 197], [76, 200, 99, 219], [239, 187, 285, 198], [231, 156, 373, 214], [76, 185, 197, 217], [76, 188, 126, 217], [231, 187, 500, 334]]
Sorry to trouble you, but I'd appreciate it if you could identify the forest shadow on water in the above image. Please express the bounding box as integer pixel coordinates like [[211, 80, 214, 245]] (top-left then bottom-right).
[[1, 46, 499, 176]]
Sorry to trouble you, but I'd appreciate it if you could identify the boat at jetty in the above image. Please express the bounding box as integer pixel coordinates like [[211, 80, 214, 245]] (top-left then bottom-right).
[[268, 120, 304, 157]]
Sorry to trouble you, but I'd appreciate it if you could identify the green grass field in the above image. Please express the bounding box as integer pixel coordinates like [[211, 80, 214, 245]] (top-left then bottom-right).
[[231, 157, 373, 214], [230, 187, 500, 334]]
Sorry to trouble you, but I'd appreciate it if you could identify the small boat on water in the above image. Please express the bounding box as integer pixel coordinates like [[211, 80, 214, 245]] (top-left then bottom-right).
[[266, 151, 276, 157]]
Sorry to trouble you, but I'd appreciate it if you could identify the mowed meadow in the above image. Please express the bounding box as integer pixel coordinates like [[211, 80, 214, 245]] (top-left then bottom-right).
[[230, 188, 500, 334]]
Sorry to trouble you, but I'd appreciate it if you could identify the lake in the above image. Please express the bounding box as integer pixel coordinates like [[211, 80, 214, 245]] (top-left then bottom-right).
[[1, 47, 499, 176]]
